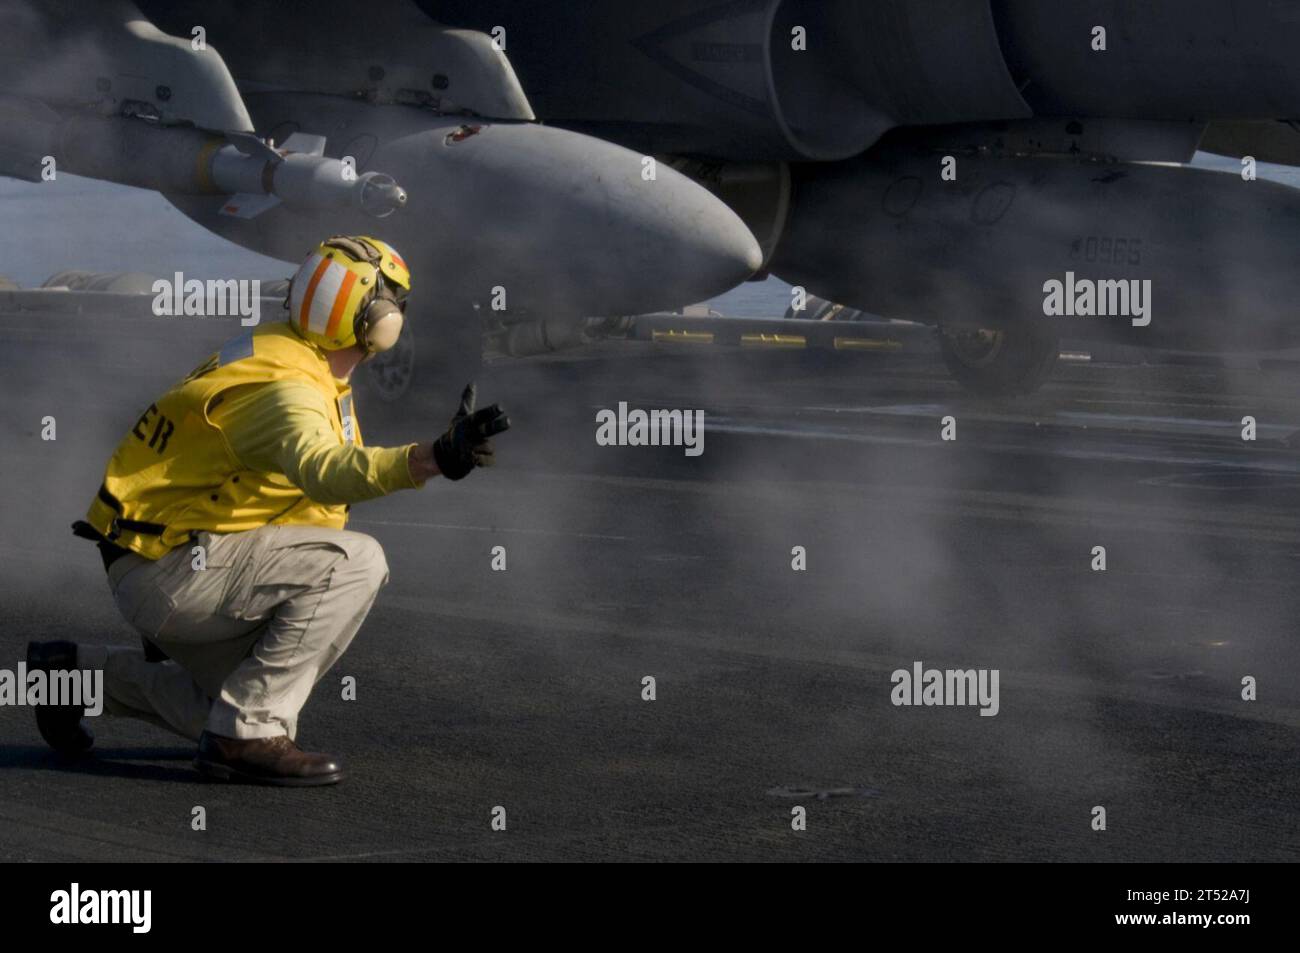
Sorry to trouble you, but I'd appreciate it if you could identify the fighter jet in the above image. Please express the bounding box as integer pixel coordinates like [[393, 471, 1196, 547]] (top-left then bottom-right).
[[0, 0, 763, 403], [8, 1, 1300, 397], [419, 0, 1300, 395]]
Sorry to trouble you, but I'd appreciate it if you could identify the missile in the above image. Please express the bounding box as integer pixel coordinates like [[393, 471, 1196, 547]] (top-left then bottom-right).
[[167, 97, 765, 320], [0, 113, 407, 219], [212, 132, 408, 219]]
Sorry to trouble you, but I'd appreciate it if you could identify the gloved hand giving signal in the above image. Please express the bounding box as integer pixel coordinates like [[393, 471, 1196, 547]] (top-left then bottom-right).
[[431, 382, 510, 481]]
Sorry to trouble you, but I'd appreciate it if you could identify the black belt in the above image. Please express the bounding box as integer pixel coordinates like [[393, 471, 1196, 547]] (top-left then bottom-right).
[[77, 483, 166, 571], [71, 519, 133, 572], [95, 485, 166, 538]]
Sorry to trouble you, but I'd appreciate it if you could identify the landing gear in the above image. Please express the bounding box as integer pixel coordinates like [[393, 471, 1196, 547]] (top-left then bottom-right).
[[938, 323, 1059, 397], [355, 308, 483, 416], [359, 316, 418, 404]]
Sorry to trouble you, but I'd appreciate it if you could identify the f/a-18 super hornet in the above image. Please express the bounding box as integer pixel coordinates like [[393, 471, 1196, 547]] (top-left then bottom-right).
[[6, 1, 1300, 396], [426, 0, 1300, 394], [0, 0, 763, 402]]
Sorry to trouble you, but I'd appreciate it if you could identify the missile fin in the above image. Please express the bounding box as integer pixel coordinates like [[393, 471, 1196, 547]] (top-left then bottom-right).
[[224, 131, 281, 162], [280, 133, 328, 156]]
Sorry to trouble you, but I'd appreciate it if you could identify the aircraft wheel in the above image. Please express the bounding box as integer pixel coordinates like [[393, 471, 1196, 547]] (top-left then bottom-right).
[[356, 315, 418, 405], [939, 323, 1059, 397], [354, 309, 483, 431]]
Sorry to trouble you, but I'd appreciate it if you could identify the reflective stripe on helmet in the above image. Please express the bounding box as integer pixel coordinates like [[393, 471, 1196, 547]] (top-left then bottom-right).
[[295, 253, 331, 335], [323, 269, 359, 340], [294, 253, 368, 342]]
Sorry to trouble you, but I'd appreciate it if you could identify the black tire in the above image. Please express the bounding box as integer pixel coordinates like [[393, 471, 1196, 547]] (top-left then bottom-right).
[[354, 316, 420, 407], [938, 323, 1059, 397], [356, 311, 483, 406], [353, 308, 483, 435]]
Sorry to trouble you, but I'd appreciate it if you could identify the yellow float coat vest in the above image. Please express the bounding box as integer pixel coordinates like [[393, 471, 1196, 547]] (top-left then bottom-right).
[[85, 323, 361, 559]]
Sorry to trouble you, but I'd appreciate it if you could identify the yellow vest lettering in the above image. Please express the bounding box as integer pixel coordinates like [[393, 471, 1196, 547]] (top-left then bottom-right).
[[86, 323, 362, 560]]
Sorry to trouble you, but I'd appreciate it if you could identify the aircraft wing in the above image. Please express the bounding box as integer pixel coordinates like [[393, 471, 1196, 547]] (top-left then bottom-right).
[[0, 0, 766, 402]]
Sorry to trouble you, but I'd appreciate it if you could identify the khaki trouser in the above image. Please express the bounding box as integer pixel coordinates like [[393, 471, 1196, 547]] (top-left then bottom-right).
[[78, 525, 389, 741]]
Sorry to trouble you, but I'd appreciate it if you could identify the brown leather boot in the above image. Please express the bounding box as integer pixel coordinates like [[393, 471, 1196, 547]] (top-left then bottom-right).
[[194, 731, 344, 787]]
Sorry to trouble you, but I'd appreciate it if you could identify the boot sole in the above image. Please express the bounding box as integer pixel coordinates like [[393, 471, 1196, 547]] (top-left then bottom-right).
[[194, 757, 344, 787], [35, 711, 94, 757]]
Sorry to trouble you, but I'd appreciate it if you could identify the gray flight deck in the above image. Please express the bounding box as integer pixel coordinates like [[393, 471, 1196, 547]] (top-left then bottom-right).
[[1, 307, 1297, 861]]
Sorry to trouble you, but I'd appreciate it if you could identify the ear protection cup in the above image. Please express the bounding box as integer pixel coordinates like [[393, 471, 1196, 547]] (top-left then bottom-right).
[[355, 295, 404, 353]]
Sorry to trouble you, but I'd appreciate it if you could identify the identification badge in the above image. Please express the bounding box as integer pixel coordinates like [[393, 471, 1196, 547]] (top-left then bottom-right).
[[338, 393, 357, 443]]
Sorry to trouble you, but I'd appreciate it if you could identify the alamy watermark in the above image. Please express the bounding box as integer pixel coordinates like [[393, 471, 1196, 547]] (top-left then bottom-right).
[[596, 402, 704, 456], [891, 661, 1000, 716], [0, 664, 102, 715], [50, 883, 150, 933], [152, 272, 261, 327], [1042, 271, 1151, 327]]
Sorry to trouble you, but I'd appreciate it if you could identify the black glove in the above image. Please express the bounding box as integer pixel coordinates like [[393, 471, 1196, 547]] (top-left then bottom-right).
[[432, 382, 510, 481]]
